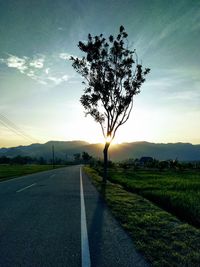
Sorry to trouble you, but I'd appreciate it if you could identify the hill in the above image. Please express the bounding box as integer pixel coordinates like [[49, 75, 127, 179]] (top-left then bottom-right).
[[0, 141, 200, 161]]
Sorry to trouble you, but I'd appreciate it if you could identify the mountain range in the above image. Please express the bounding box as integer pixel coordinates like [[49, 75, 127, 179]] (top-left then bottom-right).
[[0, 141, 200, 161]]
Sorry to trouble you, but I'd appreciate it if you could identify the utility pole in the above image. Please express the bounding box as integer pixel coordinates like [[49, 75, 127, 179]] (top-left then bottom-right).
[[52, 144, 55, 169]]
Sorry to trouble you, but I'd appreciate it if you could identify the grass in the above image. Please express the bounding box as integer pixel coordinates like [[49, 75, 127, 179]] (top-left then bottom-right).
[[84, 166, 200, 267], [106, 167, 200, 228], [0, 164, 65, 181]]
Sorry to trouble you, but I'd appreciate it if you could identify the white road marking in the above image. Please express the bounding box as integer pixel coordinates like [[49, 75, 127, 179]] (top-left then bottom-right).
[[0, 169, 57, 184], [16, 183, 36, 193], [0, 175, 30, 184], [80, 167, 91, 267]]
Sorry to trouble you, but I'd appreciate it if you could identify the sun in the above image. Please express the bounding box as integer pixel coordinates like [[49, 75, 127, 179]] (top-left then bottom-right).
[[99, 135, 120, 146]]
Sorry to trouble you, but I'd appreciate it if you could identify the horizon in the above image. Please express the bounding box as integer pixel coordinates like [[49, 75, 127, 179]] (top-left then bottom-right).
[[1, 139, 200, 150], [0, 1, 200, 147]]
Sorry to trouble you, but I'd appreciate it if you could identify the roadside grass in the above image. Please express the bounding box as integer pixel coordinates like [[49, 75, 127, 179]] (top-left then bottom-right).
[[0, 164, 65, 181], [84, 166, 200, 267]]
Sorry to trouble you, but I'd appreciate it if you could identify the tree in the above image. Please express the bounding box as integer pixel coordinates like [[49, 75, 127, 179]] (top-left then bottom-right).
[[82, 151, 92, 163], [71, 26, 150, 182], [73, 153, 81, 163]]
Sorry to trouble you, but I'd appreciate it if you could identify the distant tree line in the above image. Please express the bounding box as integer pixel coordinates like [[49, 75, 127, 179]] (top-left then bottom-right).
[[89, 156, 200, 171], [1, 153, 199, 170], [117, 157, 200, 170], [0, 151, 93, 165]]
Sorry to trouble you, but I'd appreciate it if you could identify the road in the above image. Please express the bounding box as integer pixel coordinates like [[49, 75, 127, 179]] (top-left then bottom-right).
[[0, 165, 149, 267]]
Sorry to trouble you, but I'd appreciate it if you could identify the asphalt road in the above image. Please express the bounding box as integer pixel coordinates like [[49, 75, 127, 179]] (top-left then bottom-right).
[[0, 165, 149, 267]]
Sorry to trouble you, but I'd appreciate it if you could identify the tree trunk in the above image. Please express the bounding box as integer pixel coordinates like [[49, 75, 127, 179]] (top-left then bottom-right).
[[103, 142, 110, 183]]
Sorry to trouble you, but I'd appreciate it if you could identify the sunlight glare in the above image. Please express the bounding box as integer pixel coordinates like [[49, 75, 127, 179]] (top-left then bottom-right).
[[105, 135, 112, 143]]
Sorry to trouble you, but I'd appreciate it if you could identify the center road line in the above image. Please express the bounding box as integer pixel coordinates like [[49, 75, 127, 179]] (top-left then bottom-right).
[[80, 167, 91, 267], [16, 183, 36, 193]]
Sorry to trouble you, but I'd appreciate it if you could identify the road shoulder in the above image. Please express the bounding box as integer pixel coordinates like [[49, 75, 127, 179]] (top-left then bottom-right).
[[82, 167, 150, 267]]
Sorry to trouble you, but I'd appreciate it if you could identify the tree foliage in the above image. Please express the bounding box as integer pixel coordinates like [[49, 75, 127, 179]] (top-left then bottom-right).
[[71, 25, 150, 142]]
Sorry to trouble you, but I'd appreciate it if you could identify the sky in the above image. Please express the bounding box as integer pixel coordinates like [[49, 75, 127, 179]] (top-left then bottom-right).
[[0, 0, 200, 147]]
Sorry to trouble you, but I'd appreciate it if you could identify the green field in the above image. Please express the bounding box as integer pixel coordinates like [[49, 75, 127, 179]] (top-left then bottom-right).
[[105, 167, 200, 228], [0, 164, 65, 181], [85, 166, 200, 267]]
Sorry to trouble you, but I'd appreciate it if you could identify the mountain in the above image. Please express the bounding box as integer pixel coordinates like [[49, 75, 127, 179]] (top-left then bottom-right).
[[0, 141, 89, 161], [0, 141, 200, 161], [109, 142, 200, 161]]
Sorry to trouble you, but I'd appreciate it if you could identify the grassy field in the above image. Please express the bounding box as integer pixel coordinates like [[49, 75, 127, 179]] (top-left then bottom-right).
[[84, 166, 200, 267], [0, 164, 65, 181], [104, 167, 200, 228]]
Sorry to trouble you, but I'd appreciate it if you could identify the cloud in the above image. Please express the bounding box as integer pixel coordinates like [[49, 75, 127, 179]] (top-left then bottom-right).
[[147, 66, 200, 105], [1, 54, 45, 72], [135, 6, 200, 58], [29, 58, 44, 69], [47, 76, 62, 84], [58, 27, 64, 31], [37, 80, 48, 85], [47, 74, 69, 85], [1, 55, 28, 73], [59, 53, 73, 60], [62, 75, 69, 81], [0, 52, 76, 86], [159, 8, 199, 39], [45, 68, 50, 74], [167, 90, 200, 101], [26, 70, 35, 77]]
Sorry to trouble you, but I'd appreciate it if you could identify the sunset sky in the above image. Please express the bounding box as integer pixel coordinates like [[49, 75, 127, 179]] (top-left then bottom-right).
[[0, 0, 200, 147]]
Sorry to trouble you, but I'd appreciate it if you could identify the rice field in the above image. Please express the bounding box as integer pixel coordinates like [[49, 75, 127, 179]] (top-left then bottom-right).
[[107, 167, 200, 227], [85, 166, 200, 267], [0, 164, 64, 181]]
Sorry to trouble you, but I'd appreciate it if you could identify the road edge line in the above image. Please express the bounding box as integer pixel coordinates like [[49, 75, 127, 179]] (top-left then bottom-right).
[[80, 167, 91, 267]]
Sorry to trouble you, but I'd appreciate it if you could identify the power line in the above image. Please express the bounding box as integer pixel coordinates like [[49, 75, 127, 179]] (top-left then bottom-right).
[[0, 113, 37, 142], [0, 116, 35, 142], [0, 113, 39, 143], [0, 119, 30, 141]]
